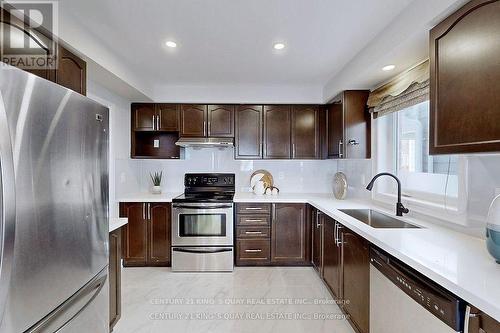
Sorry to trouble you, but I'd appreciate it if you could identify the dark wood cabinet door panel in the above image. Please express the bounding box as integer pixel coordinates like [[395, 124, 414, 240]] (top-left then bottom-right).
[[132, 103, 156, 131], [342, 228, 370, 333], [271, 203, 309, 264], [208, 105, 234, 137], [148, 203, 171, 266], [430, 0, 500, 154], [327, 99, 344, 158], [0, 8, 55, 81], [235, 105, 263, 159], [344, 91, 370, 159], [236, 239, 271, 265], [55, 46, 86, 95], [291, 105, 320, 159], [323, 217, 341, 298], [467, 306, 500, 333], [157, 104, 179, 131], [311, 208, 323, 274], [180, 104, 207, 137], [109, 229, 121, 329], [120, 203, 148, 266], [236, 203, 271, 215], [236, 226, 271, 239], [263, 105, 291, 159]]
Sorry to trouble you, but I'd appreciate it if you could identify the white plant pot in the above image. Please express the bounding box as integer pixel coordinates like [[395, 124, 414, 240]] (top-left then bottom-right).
[[151, 185, 162, 194]]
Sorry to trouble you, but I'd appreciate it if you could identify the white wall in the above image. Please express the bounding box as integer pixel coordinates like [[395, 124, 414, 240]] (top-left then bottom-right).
[[115, 149, 339, 196], [87, 80, 132, 217]]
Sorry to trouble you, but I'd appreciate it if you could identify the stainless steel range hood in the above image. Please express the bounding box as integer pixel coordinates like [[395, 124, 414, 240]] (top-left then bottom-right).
[[175, 137, 234, 149]]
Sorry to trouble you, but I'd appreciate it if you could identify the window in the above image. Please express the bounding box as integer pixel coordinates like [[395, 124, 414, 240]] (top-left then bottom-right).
[[375, 100, 462, 210]]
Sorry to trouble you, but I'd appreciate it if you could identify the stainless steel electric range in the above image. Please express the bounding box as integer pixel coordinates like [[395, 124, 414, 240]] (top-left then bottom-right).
[[171, 173, 235, 272]]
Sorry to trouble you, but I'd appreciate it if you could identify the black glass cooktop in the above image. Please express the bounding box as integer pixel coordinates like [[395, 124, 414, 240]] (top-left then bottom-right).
[[172, 193, 234, 203]]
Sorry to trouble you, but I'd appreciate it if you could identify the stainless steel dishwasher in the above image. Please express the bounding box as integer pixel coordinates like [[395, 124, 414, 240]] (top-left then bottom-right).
[[370, 248, 465, 333]]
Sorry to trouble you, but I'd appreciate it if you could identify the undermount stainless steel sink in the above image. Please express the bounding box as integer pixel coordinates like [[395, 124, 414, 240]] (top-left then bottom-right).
[[339, 209, 421, 229]]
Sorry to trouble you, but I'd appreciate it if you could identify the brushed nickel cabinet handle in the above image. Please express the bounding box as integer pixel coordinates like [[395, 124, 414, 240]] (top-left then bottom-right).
[[245, 249, 262, 253], [245, 207, 262, 210], [147, 203, 151, 220], [143, 203, 146, 220], [245, 231, 263, 235], [244, 219, 263, 222], [338, 140, 343, 158]]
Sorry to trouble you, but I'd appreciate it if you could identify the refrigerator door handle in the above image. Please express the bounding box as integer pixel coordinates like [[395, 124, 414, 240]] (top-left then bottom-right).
[[0, 91, 16, 324], [26, 268, 107, 333]]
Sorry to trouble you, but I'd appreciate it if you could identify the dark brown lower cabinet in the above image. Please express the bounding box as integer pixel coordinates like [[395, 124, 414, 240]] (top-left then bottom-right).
[[311, 207, 323, 274], [120, 202, 171, 267], [109, 228, 122, 330], [322, 217, 342, 298], [120, 202, 147, 266], [341, 227, 370, 333], [271, 203, 310, 265], [466, 306, 500, 333]]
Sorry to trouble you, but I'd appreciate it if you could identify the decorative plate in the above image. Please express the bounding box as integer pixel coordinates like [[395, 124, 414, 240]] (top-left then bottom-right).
[[250, 170, 274, 189], [333, 172, 348, 200]]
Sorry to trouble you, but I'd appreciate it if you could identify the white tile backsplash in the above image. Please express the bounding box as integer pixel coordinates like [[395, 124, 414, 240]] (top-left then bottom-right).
[[115, 148, 340, 196]]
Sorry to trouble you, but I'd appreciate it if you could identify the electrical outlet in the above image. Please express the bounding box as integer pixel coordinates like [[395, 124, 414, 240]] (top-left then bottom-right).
[[153, 139, 160, 148], [120, 172, 126, 183]]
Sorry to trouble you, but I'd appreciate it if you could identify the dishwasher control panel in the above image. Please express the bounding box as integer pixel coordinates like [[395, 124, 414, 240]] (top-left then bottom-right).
[[370, 248, 465, 332]]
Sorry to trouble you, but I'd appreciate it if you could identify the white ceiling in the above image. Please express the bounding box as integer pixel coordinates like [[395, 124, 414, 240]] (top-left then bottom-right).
[[56, 0, 465, 102]]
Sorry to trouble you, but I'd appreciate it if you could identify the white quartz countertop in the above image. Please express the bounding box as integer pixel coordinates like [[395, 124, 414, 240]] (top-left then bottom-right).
[[109, 217, 128, 232], [116, 192, 182, 203], [235, 192, 500, 322]]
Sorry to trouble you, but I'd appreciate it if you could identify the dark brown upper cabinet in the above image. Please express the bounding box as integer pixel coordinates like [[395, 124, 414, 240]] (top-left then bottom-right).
[[263, 105, 291, 159], [180, 104, 207, 137], [327, 90, 370, 159], [270, 203, 310, 265], [132, 103, 156, 131], [208, 105, 234, 137], [157, 104, 180, 131], [1, 7, 87, 95], [54, 46, 87, 95], [292, 105, 321, 159], [430, 0, 500, 154], [235, 105, 263, 159]]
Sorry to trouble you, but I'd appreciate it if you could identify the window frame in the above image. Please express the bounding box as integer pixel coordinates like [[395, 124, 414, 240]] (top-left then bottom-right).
[[372, 101, 469, 226]]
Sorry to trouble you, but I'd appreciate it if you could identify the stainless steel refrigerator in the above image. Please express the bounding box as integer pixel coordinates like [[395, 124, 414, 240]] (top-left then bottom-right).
[[0, 64, 109, 332]]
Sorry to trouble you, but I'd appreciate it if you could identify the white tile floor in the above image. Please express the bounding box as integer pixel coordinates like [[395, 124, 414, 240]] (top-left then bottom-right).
[[113, 266, 355, 333]]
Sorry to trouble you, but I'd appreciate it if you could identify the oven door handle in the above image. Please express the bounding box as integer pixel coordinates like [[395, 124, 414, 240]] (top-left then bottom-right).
[[172, 247, 232, 254], [173, 204, 233, 210]]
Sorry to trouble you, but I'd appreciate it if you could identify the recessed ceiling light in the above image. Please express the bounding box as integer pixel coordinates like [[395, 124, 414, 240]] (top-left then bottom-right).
[[165, 41, 177, 48], [273, 43, 285, 50], [382, 65, 395, 71]]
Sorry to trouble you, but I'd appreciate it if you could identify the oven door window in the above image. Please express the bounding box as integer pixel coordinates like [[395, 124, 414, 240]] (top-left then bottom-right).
[[179, 214, 227, 237]]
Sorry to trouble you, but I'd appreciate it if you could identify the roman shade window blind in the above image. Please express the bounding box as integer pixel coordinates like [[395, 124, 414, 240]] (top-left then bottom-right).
[[368, 60, 429, 118]]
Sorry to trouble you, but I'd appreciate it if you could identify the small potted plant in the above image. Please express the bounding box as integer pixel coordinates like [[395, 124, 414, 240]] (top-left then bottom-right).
[[150, 171, 163, 194]]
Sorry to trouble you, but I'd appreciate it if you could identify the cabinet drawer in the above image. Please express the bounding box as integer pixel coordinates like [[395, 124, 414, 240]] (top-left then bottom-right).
[[237, 203, 271, 215], [237, 226, 270, 239], [237, 215, 270, 226], [236, 239, 270, 265]]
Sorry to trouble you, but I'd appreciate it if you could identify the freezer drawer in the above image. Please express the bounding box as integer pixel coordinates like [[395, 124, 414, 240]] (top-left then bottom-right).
[[171, 247, 233, 272]]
